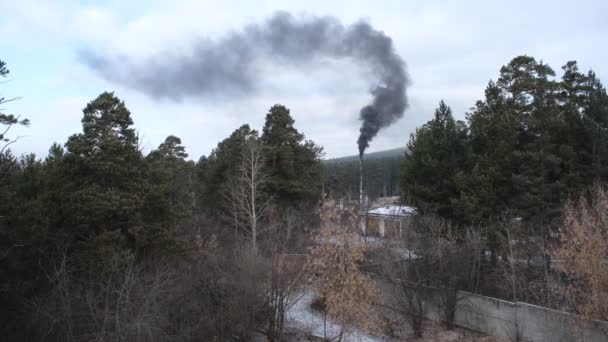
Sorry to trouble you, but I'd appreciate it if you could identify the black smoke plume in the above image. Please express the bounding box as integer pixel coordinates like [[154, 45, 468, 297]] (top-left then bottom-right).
[[80, 12, 409, 156]]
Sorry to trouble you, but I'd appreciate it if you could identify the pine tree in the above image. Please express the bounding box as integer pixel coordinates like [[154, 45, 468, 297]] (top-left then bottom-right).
[[0, 59, 29, 152], [145, 135, 194, 253], [401, 101, 468, 220], [452, 56, 608, 229], [261, 104, 322, 207], [197, 124, 259, 216], [501, 56, 561, 224], [464, 56, 562, 225], [464, 80, 516, 223], [64, 92, 149, 256], [0, 60, 40, 322]]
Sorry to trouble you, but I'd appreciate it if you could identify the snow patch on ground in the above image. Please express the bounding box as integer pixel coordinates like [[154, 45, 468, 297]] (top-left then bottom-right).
[[286, 290, 385, 342]]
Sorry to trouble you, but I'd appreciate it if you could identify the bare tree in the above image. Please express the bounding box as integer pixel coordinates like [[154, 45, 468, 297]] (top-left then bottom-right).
[[378, 215, 484, 336], [223, 176, 242, 239], [492, 213, 555, 308], [224, 138, 273, 252], [428, 226, 484, 330], [264, 239, 307, 340], [381, 241, 427, 338], [506, 224, 518, 302]]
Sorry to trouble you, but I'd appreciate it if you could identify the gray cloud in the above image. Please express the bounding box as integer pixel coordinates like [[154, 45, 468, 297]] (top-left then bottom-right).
[[79, 11, 409, 156]]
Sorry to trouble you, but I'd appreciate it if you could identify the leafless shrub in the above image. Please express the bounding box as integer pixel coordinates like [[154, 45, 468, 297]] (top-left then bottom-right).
[[168, 210, 309, 342], [169, 237, 270, 341], [28, 250, 176, 342], [551, 184, 608, 321], [308, 201, 381, 341]]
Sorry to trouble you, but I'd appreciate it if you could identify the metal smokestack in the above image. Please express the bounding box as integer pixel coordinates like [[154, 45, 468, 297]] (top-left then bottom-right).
[[359, 156, 363, 207]]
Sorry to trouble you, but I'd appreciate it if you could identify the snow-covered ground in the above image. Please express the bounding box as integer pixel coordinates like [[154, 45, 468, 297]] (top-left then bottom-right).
[[286, 290, 386, 342], [284, 289, 502, 342]]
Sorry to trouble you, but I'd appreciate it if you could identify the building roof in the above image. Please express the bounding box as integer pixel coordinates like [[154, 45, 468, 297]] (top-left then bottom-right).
[[366, 205, 417, 218]]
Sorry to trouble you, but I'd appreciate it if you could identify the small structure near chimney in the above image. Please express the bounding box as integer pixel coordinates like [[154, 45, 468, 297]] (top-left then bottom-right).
[[361, 204, 416, 238]]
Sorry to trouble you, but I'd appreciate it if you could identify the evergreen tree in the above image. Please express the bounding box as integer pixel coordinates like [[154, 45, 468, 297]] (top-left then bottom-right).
[[408, 56, 608, 229], [401, 101, 468, 219], [463, 80, 517, 223], [500, 56, 561, 223], [145, 135, 194, 253], [261, 104, 322, 207], [0, 61, 39, 327], [63, 92, 149, 257], [464, 56, 563, 225], [197, 124, 259, 216], [0, 152, 50, 333]]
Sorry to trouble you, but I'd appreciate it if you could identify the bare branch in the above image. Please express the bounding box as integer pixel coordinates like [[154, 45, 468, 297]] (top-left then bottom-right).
[[1, 135, 25, 153], [0, 96, 22, 105]]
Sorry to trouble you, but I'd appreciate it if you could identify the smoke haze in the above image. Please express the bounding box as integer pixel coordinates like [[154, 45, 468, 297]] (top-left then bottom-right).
[[80, 11, 410, 156]]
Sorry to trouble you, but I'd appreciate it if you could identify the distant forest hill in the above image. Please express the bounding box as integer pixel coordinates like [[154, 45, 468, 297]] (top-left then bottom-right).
[[322, 147, 406, 201]]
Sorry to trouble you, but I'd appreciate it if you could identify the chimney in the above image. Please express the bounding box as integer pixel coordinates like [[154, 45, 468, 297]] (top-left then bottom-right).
[[359, 156, 363, 207]]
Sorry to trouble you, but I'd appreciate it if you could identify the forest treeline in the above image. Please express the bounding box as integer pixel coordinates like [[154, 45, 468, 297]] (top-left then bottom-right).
[[324, 55, 608, 227], [402, 56, 608, 229], [399, 56, 608, 325], [396, 56, 608, 322], [0, 56, 324, 340], [2, 54, 608, 340], [322, 148, 404, 201]]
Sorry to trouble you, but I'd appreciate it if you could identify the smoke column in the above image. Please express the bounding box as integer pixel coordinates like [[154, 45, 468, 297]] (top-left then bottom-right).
[[80, 11, 409, 156]]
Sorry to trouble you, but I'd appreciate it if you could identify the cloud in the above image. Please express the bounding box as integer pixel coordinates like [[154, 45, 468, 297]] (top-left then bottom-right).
[[3, 0, 608, 159]]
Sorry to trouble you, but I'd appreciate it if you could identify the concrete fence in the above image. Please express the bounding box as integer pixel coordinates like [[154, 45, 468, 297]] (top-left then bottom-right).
[[377, 279, 608, 341]]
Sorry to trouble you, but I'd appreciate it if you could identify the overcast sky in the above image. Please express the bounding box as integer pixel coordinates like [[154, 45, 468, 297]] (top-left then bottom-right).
[[3, 0, 607, 159]]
